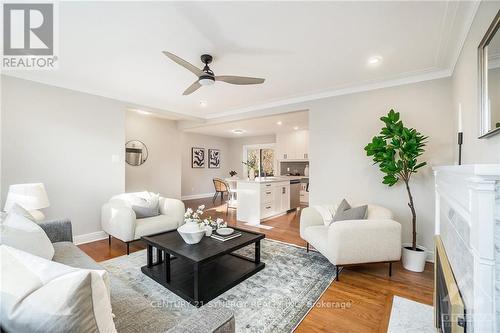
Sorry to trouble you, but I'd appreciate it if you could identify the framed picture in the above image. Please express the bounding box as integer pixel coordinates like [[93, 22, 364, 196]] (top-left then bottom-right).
[[191, 147, 205, 168], [208, 149, 221, 168]]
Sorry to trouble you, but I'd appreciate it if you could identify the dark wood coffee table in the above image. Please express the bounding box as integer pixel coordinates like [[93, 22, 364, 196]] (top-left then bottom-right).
[[141, 227, 265, 307]]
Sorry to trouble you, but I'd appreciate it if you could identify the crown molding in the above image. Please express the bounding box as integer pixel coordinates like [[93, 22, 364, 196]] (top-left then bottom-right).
[[204, 67, 452, 120]]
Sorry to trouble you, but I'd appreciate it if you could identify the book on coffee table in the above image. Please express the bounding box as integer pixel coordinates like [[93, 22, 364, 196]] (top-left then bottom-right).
[[211, 231, 242, 242]]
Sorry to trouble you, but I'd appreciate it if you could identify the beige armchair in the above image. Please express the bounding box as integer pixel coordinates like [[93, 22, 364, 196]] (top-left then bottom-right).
[[300, 204, 401, 280], [101, 192, 185, 254]]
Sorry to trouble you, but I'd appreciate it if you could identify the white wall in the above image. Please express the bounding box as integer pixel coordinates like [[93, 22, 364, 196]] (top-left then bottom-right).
[[451, 1, 500, 163], [227, 135, 276, 175], [1, 76, 125, 238], [180, 133, 230, 199], [125, 111, 181, 199], [309, 78, 453, 256]]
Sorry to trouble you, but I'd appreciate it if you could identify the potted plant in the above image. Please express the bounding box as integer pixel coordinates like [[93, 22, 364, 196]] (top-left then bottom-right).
[[364, 109, 428, 272]]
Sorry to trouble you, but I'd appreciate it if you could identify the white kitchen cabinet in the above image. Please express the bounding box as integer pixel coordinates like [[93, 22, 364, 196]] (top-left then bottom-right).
[[237, 180, 290, 224], [276, 130, 309, 160]]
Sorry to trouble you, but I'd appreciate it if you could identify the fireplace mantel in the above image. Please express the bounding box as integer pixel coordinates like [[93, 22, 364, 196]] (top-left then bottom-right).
[[433, 164, 500, 332]]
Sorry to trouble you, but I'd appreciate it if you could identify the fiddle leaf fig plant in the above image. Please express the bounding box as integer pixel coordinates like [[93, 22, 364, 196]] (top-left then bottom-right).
[[364, 109, 428, 251]]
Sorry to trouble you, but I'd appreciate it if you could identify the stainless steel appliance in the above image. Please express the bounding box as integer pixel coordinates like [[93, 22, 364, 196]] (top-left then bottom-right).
[[290, 179, 301, 210]]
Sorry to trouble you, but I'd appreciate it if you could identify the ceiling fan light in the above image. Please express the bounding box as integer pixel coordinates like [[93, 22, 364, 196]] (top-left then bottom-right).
[[199, 77, 215, 86]]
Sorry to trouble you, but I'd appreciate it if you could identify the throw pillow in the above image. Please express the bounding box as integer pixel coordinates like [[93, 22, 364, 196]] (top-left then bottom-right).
[[0, 211, 54, 260], [131, 192, 160, 219], [0, 245, 116, 333], [10, 203, 36, 222], [332, 199, 367, 223]]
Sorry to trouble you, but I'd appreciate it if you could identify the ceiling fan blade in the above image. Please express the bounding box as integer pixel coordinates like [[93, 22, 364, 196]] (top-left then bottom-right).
[[162, 51, 204, 77], [215, 76, 265, 85], [183, 81, 202, 95]]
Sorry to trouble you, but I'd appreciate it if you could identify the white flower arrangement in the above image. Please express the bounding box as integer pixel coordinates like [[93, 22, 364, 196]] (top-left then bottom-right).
[[184, 205, 205, 222]]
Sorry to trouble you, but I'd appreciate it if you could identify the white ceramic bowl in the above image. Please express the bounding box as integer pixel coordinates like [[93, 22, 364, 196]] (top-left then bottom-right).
[[177, 222, 205, 244], [216, 227, 234, 236]]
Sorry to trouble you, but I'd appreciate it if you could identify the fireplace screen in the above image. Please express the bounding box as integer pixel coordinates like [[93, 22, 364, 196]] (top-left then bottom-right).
[[435, 236, 467, 332]]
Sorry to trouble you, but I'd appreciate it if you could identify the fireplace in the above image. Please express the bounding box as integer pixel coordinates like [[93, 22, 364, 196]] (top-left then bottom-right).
[[435, 236, 466, 332], [433, 165, 500, 332]]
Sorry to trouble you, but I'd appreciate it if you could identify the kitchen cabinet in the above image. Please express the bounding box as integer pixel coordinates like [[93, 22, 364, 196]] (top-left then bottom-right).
[[237, 179, 290, 225], [276, 130, 309, 160]]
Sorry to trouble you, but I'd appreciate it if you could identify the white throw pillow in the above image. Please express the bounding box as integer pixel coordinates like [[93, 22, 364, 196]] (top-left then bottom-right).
[[0, 245, 117, 333], [314, 204, 338, 226], [130, 192, 160, 218], [9, 203, 36, 222], [0, 209, 54, 260]]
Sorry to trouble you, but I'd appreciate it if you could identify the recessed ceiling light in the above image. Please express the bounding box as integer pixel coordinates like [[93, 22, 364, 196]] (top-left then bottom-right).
[[199, 100, 207, 107], [293, 126, 299, 130], [231, 129, 246, 134], [276, 121, 283, 125], [368, 56, 383, 65], [136, 110, 152, 116]]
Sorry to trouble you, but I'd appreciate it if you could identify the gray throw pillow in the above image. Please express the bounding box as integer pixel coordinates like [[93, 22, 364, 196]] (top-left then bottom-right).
[[132, 205, 159, 219], [332, 199, 367, 222]]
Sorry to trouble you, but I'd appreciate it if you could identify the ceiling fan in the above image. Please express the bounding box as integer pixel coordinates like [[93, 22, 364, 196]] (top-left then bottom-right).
[[162, 52, 265, 95]]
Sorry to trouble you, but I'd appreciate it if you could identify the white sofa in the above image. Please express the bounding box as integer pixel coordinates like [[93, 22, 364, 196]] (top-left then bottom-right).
[[300, 204, 401, 279], [101, 192, 185, 254]]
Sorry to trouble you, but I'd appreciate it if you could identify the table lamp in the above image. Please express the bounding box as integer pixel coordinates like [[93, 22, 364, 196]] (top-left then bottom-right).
[[4, 183, 50, 221]]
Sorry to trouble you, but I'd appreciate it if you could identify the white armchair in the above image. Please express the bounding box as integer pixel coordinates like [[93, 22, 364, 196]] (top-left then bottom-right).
[[300, 204, 401, 280], [101, 192, 185, 254]]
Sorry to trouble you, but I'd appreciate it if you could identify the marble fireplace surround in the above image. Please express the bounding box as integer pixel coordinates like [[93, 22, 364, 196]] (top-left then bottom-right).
[[434, 164, 500, 332]]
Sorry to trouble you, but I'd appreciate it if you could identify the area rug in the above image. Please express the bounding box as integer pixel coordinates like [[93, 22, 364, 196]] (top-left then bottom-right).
[[387, 296, 434, 333], [101, 239, 336, 333]]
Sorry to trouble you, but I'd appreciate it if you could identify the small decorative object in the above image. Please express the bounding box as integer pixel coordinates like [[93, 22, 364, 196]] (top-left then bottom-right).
[[125, 140, 148, 166], [365, 109, 428, 272], [3, 183, 50, 221], [216, 227, 234, 236], [178, 205, 206, 244], [208, 149, 221, 168], [304, 165, 309, 177], [229, 170, 237, 177], [216, 218, 227, 229], [242, 160, 257, 180], [457, 104, 463, 165], [204, 225, 213, 237], [191, 148, 205, 168]]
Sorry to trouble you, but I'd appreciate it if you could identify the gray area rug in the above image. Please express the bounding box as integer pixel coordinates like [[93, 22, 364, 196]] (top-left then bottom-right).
[[101, 239, 336, 333], [387, 296, 433, 333]]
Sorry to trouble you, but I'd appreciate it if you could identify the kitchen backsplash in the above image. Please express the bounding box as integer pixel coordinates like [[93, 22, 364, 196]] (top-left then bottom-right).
[[280, 161, 309, 176]]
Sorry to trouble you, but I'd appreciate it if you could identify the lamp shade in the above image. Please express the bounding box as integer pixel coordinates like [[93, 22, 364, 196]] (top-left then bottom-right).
[[4, 183, 50, 212]]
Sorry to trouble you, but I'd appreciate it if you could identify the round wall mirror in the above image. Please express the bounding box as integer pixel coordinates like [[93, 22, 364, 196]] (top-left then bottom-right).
[[125, 140, 148, 166]]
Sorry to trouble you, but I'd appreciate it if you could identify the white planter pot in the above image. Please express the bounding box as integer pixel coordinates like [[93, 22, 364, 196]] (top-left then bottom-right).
[[177, 221, 205, 244], [401, 243, 427, 272]]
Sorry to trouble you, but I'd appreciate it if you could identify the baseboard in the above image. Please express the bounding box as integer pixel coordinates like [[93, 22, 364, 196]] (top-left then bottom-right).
[[426, 250, 435, 263], [73, 231, 108, 245], [181, 192, 214, 200]]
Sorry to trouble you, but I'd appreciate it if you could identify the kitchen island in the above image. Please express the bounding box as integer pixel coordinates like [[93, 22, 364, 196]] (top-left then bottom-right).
[[237, 177, 302, 225]]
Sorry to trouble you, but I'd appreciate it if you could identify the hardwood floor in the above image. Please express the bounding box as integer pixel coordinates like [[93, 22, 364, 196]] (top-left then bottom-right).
[[79, 196, 434, 333]]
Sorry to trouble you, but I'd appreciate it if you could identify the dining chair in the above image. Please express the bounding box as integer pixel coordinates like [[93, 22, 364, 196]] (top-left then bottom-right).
[[212, 178, 229, 204]]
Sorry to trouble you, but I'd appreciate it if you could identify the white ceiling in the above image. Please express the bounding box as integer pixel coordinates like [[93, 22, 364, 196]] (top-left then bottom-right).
[[184, 110, 309, 138], [4, 1, 477, 119]]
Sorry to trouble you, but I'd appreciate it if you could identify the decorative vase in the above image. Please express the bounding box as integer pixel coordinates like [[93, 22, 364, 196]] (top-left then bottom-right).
[[204, 225, 213, 237], [401, 243, 427, 272], [249, 167, 256, 180], [177, 220, 205, 244]]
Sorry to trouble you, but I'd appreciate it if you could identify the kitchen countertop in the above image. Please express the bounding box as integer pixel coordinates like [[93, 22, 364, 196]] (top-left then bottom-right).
[[235, 176, 308, 183]]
